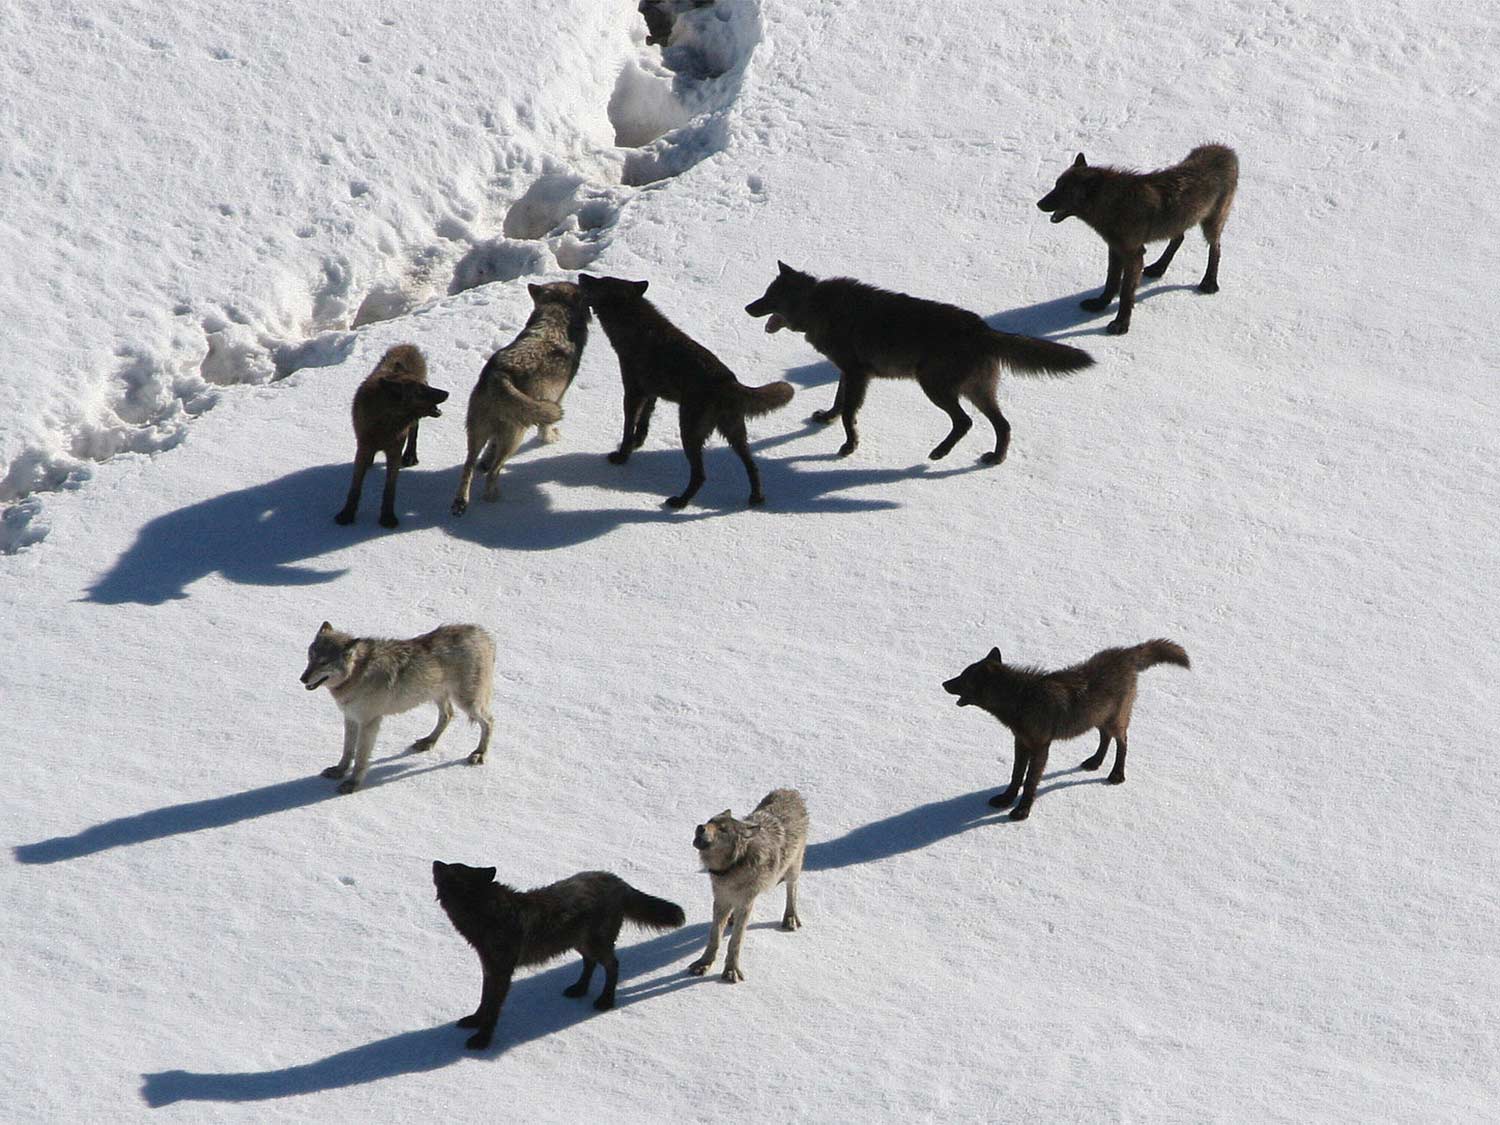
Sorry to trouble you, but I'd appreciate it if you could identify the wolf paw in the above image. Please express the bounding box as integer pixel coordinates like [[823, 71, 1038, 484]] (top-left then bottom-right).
[[837, 440, 858, 457], [333, 510, 355, 525], [1080, 754, 1105, 771], [457, 1013, 483, 1028], [378, 513, 400, 529], [337, 779, 360, 795], [987, 788, 1017, 809], [1080, 296, 1113, 313], [466, 750, 486, 765], [407, 738, 435, 754], [781, 913, 801, 931], [687, 958, 713, 976], [321, 765, 348, 779], [721, 966, 744, 984], [1008, 804, 1031, 821], [608, 450, 630, 465], [465, 1030, 493, 1051], [928, 442, 956, 460], [562, 982, 589, 999], [811, 408, 838, 425], [1197, 280, 1219, 294], [450, 498, 468, 517], [1106, 773, 1126, 785], [748, 492, 766, 507], [665, 494, 690, 509], [593, 994, 615, 1011], [401, 452, 419, 468], [980, 449, 1006, 466], [1105, 319, 1130, 336]]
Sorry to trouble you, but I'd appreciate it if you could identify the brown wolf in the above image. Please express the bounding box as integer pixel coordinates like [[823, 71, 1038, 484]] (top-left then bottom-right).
[[744, 263, 1093, 463], [578, 273, 794, 508], [432, 860, 685, 1050], [334, 344, 449, 528], [1036, 144, 1239, 335], [942, 640, 1190, 821], [451, 282, 591, 516]]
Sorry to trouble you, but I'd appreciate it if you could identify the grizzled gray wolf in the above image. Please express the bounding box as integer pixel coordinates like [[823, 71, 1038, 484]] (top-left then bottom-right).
[[577, 272, 794, 508], [744, 262, 1093, 463], [451, 281, 591, 516], [1036, 145, 1239, 335], [300, 622, 494, 793], [689, 788, 808, 983], [433, 860, 685, 1049], [334, 344, 449, 528], [943, 640, 1190, 821]]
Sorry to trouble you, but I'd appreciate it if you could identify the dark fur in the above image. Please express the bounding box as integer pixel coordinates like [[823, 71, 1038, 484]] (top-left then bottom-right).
[[432, 860, 685, 1050], [578, 273, 794, 508], [744, 263, 1093, 463], [1037, 144, 1239, 335], [334, 344, 449, 528], [942, 640, 1190, 821]]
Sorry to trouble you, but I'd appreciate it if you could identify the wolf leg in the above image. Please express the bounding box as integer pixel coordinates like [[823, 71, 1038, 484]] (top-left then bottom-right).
[[836, 371, 869, 457], [989, 738, 1029, 808], [1198, 242, 1222, 294], [1143, 235, 1184, 279], [334, 445, 376, 524], [812, 378, 845, 424], [1105, 248, 1144, 335], [667, 408, 711, 508], [338, 718, 382, 794], [1010, 740, 1050, 820], [689, 898, 732, 975], [594, 951, 620, 1010], [782, 862, 803, 931], [720, 905, 753, 983], [1081, 729, 1111, 770], [632, 396, 658, 450], [918, 374, 972, 460], [466, 707, 494, 765], [451, 434, 484, 516], [563, 955, 596, 999], [963, 379, 1012, 465], [719, 414, 765, 506], [400, 421, 421, 467], [410, 699, 453, 753], [1107, 729, 1128, 785], [465, 959, 515, 1050], [1081, 248, 1122, 312], [322, 718, 359, 779], [376, 443, 403, 529], [610, 384, 646, 464]]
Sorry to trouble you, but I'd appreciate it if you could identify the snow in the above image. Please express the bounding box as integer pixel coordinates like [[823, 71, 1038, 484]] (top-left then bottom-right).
[[3, 0, 1498, 1120]]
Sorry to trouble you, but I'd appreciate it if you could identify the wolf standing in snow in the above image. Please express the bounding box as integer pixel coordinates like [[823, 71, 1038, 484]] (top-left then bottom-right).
[[689, 788, 808, 983], [744, 262, 1093, 464], [451, 281, 591, 516], [299, 622, 495, 794], [334, 344, 449, 528], [942, 640, 1190, 821], [432, 860, 686, 1050], [577, 272, 794, 508], [1036, 144, 1239, 335]]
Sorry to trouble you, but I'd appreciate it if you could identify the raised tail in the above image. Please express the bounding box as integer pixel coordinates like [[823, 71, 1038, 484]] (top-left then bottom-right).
[[623, 888, 686, 931], [732, 379, 796, 418], [986, 331, 1095, 377], [494, 376, 564, 426], [1133, 639, 1190, 671]]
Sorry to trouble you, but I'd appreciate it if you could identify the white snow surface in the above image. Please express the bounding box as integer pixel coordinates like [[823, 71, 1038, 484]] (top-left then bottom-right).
[[4, 1, 1498, 1120]]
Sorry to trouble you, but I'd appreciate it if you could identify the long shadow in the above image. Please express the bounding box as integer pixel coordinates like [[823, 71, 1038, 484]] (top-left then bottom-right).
[[13, 753, 463, 865], [986, 283, 1201, 341], [139, 923, 712, 1106]]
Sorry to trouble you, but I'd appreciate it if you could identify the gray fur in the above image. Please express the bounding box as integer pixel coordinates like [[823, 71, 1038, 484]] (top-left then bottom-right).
[[299, 622, 496, 793], [689, 788, 808, 983], [451, 281, 591, 515]]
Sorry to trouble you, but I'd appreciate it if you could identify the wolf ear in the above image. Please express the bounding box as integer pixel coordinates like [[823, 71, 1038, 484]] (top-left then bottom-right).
[[777, 260, 794, 276], [1073, 153, 1087, 168], [717, 808, 732, 820], [318, 621, 332, 634], [480, 867, 497, 882], [631, 279, 649, 296], [987, 646, 1003, 663], [527, 282, 545, 300]]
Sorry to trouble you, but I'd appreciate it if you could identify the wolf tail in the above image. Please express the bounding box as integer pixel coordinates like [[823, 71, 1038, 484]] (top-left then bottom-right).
[[986, 331, 1095, 377], [623, 888, 687, 931], [1133, 639, 1191, 671], [494, 376, 564, 426], [731, 379, 796, 418]]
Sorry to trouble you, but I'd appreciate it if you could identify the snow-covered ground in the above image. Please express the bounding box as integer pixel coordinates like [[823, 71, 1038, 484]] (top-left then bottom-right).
[[4, 1, 1497, 1120]]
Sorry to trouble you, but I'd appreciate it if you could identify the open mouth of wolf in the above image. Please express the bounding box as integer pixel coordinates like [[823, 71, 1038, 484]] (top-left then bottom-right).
[[762, 314, 786, 333], [303, 674, 330, 691], [942, 680, 971, 706]]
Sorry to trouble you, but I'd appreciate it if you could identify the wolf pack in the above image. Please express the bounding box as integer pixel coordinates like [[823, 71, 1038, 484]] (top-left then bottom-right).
[[299, 142, 1234, 1049]]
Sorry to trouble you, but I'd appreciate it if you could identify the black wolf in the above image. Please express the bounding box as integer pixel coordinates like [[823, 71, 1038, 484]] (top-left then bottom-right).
[[432, 860, 685, 1050], [1037, 144, 1239, 335], [334, 344, 449, 528], [942, 640, 1190, 821], [744, 263, 1093, 463], [578, 273, 794, 508]]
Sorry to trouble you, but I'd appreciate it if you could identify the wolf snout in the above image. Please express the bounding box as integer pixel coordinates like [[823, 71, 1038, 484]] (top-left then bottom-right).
[[693, 827, 709, 850]]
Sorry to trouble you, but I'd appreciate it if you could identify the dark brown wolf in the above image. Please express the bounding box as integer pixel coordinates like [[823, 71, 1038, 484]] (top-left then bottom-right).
[[577, 273, 794, 508], [1036, 144, 1239, 335], [942, 639, 1190, 821], [334, 344, 449, 528], [432, 860, 685, 1050], [451, 282, 590, 516], [743, 263, 1093, 463]]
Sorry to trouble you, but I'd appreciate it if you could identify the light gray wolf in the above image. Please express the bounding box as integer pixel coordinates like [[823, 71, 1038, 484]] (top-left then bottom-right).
[[299, 622, 495, 794], [451, 281, 591, 516], [942, 640, 1190, 820], [689, 788, 808, 982], [744, 262, 1093, 463], [577, 272, 794, 508], [334, 344, 449, 528], [433, 860, 685, 1049], [1036, 144, 1239, 334]]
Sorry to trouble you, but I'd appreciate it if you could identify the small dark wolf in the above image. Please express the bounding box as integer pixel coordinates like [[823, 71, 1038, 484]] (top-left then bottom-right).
[[942, 640, 1190, 821], [744, 263, 1093, 463], [578, 273, 794, 508], [432, 860, 685, 1050], [451, 281, 591, 516], [334, 344, 449, 528], [1037, 144, 1239, 335]]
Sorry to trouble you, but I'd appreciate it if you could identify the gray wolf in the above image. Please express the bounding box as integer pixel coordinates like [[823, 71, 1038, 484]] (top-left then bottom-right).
[[689, 788, 808, 982], [432, 860, 685, 1049], [943, 640, 1190, 821], [577, 273, 794, 508], [334, 344, 449, 528], [744, 262, 1093, 463], [451, 281, 591, 516], [299, 622, 495, 794], [1036, 144, 1239, 335]]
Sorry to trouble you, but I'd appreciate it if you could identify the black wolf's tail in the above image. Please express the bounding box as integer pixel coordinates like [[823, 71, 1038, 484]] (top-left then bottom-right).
[[1133, 639, 1190, 671], [986, 331, 1095, 377], [731, 379, 796, 418], [623, 888, 686, 931], [495, 376, 564, 426]]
